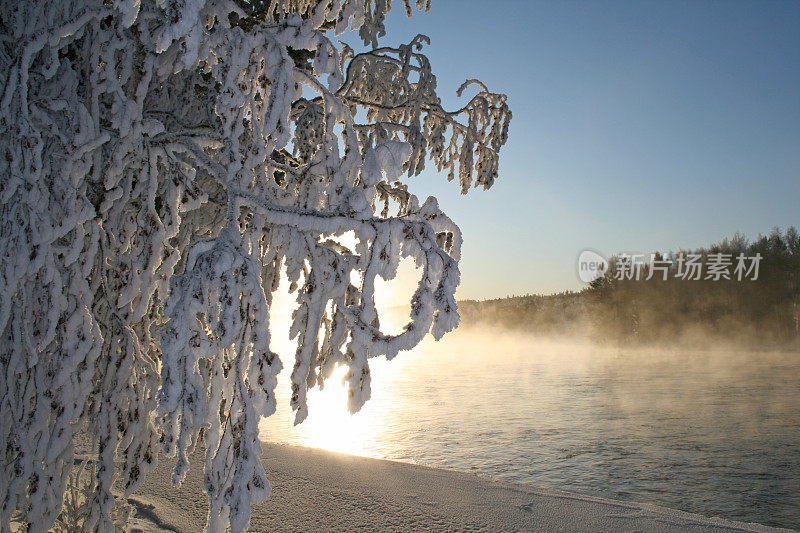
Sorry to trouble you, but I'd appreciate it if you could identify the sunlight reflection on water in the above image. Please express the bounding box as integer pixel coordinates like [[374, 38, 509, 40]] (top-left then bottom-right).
[[259, 326, 800, 529]]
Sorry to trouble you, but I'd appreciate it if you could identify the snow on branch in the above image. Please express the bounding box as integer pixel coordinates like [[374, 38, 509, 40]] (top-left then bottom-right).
[[0, 0, 510, 531], [339, 36, 512, 193]]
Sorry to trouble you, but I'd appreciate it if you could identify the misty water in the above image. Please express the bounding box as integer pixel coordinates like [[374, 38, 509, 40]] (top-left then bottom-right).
[[259, 329, 800, 529]]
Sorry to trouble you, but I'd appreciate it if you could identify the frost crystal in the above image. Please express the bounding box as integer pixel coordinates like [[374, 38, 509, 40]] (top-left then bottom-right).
[[0, 0, 510, 530]]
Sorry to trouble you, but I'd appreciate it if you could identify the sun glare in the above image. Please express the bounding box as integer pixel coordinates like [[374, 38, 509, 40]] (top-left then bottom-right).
[[260, 354, 407, 458], [291, 365, 381, 457], [260, 250, 422, 457]]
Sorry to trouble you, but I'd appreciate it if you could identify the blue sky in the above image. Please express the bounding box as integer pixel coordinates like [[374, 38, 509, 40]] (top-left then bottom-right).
[[359, 0, 800, 299]]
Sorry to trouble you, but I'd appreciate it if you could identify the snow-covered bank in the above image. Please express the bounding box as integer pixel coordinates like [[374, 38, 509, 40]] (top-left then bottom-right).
[[127, 443, 792, 532]]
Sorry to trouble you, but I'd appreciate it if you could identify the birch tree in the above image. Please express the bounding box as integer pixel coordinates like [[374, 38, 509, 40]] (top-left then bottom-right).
[[0, 0, 511, 530]]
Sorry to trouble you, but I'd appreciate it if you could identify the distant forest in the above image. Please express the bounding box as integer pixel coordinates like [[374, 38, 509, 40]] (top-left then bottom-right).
[[458, 227, 800, 348]]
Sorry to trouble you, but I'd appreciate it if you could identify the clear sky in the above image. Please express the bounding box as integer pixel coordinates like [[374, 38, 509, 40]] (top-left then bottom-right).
[[360, 0, 800, 300]]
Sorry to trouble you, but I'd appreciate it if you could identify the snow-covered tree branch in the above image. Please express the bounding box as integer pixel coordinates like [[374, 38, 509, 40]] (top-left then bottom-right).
[[0, 0, 511, 530]]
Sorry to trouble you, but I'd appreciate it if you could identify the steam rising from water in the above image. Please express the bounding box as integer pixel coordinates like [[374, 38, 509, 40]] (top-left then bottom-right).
[[260, 315, 800, 528], [261, 257, 799, 528]]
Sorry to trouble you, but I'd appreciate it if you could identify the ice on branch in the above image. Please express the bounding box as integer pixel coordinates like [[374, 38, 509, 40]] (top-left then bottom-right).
[[0, 0, 510, 530]]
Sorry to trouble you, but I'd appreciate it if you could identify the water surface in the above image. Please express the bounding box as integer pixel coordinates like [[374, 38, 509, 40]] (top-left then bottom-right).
[[260, 329, 800, 529]]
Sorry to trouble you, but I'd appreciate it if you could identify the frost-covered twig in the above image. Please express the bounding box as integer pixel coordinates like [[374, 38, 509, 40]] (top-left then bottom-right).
[[0, 1, 510, 531]]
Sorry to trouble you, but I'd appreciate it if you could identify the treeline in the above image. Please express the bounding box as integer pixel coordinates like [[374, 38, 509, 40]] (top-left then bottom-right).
[[458, 227, 800, 347], [459, 291, 592, 336]]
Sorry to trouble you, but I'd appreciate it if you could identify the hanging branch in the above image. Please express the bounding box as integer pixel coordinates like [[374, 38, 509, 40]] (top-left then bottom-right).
[[0, 1, 511, 531]]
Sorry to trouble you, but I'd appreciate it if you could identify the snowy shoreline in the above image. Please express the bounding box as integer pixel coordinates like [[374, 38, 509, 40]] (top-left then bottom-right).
[[126, 442, 792, 532]]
